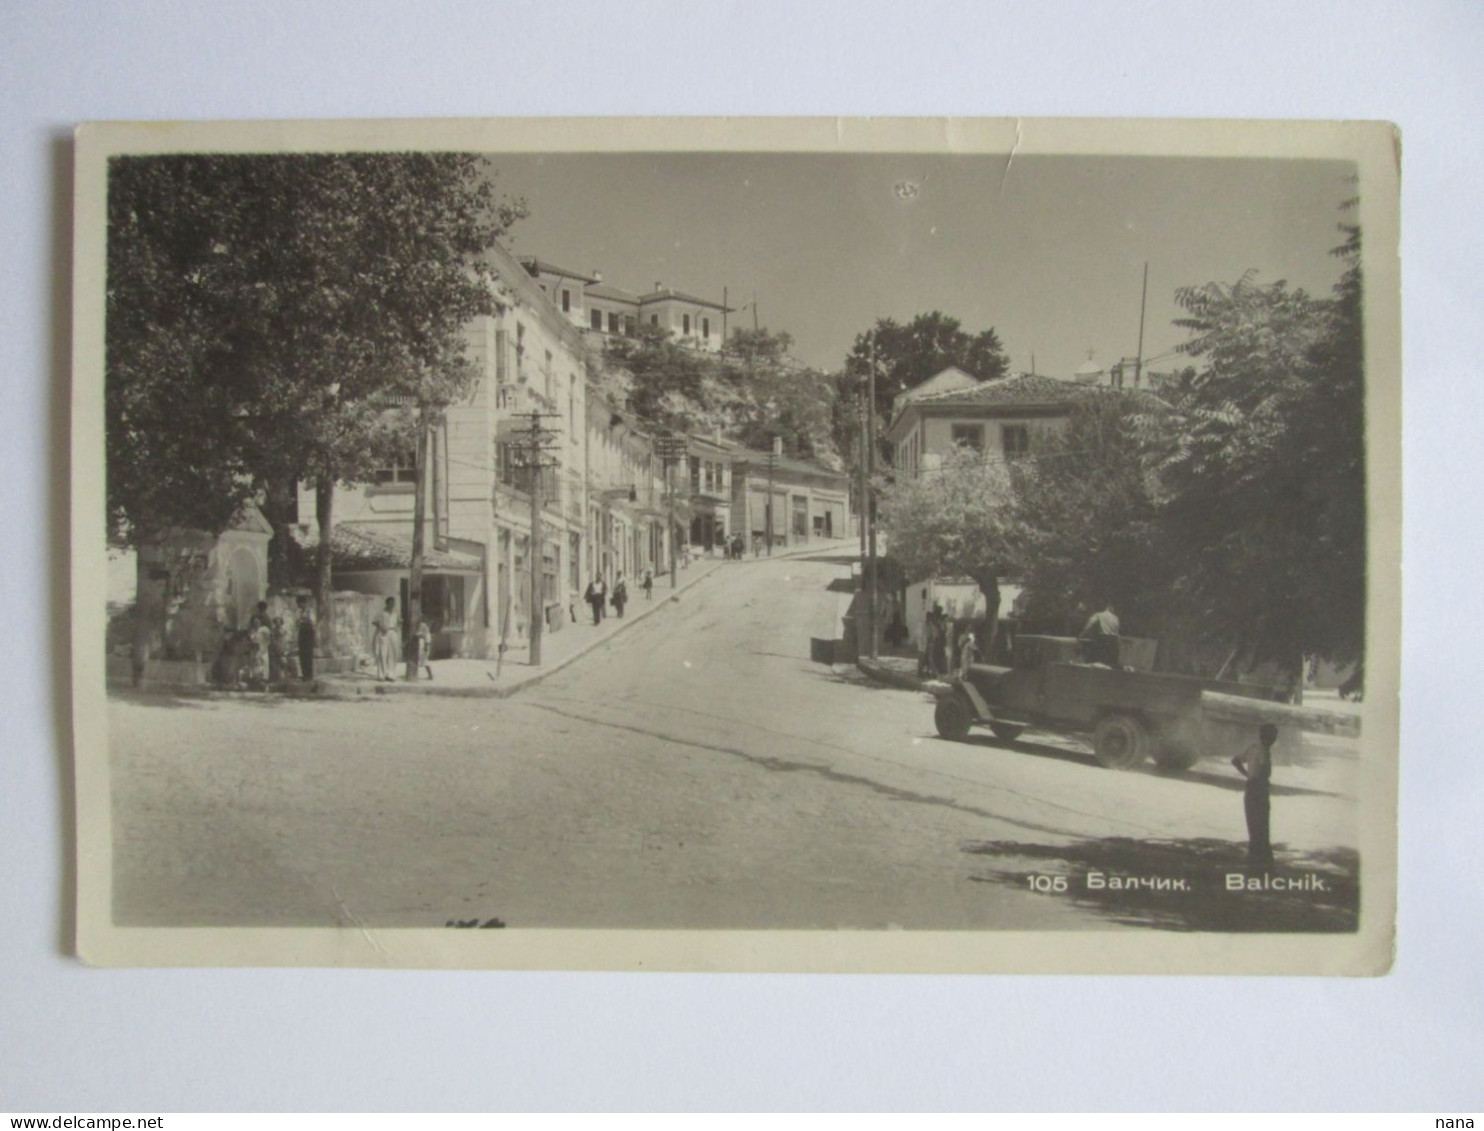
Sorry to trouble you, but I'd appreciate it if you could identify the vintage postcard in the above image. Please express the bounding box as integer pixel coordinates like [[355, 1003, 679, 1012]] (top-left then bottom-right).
[[72, 117, 1400, 972]]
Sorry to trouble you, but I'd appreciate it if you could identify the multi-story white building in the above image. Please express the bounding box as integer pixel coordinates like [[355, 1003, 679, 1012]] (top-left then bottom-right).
[[298, 239, 680, 660], [520, 256, 732, 354]]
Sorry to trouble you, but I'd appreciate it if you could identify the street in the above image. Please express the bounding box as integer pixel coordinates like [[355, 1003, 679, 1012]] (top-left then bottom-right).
[[109, 553, 1364, 932]]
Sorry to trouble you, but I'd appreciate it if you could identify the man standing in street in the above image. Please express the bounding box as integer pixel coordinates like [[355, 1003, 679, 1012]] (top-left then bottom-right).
[[1232, 723, 1279, 869], [1079, 603, 1121, 669]]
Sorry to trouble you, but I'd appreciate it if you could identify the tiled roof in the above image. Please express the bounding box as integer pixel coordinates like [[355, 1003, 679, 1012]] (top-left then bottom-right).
[[295, 522, 483, 573], [638, 288, 733, 312], [730, 448, 847, 482], [910, 373, 1096, 408], [585, 282, 640, 303], [518, 256, 598, 284]]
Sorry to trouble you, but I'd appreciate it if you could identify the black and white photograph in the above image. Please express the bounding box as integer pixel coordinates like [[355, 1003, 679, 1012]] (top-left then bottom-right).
[[72, 117, 1400, 972]]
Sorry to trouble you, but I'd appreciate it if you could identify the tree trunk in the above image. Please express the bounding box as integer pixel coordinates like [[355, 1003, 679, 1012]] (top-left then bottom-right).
[[406, 408, 429, 681], [972, 570, 1001, 661], [315, 474, 335, 657], [260, 477, 297, 594]]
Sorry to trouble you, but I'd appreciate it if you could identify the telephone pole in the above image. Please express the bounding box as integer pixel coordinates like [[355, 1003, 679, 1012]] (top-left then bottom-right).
[[653, 431, 688, 587], [1134, 260, 1149, 388], [513, 411, 561, 666], [406, 403, 432, 681], [765, 447, 777, 555]]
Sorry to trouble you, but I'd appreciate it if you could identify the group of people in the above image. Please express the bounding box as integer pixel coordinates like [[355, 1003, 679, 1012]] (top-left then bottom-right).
[[916, 604, 983, 679], [583, 571, 653, 625], [219, 596, 318, 688], [218, 595, 439, 688]]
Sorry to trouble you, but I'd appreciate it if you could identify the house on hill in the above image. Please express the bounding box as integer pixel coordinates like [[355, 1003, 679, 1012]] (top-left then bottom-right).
[[886, 371, 1096, 479], [519, 256, 733, 354]]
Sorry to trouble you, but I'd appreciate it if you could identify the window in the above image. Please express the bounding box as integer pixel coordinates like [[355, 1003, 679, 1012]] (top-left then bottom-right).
[[683, 313, 691, 336], [650, 314, 659, 326], [1001, 425, 1030, 458], [702, 317, 710, 339], [624, 315, 636, 336], [590, 309, 603, 331], [374, 451, 418, 485], [562, 289, 571, 312], [950, 423, 985, 451], [608, 311, 620, 334]]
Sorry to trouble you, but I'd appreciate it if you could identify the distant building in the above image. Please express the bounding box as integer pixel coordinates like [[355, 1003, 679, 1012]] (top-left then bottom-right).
[[886, 369, 1095, 478], [520, 256, 733, 353]]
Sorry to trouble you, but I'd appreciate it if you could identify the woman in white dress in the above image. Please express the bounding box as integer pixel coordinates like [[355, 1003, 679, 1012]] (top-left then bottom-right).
[[373, 596, 399, 681]]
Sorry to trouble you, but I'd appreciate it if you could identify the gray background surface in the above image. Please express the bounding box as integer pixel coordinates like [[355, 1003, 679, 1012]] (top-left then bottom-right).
[[3, 0, 1479, 1112]]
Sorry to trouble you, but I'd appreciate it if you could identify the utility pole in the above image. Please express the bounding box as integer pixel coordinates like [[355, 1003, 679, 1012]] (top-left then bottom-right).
[[1134, 260, 1149, 388], [514, 410, 561, 666], [765, 447, 776, 555], [857, 392, 868, 571], [866, 330, 879, 660], [406, 404, 431, 682], [654, 431, 688, 587]]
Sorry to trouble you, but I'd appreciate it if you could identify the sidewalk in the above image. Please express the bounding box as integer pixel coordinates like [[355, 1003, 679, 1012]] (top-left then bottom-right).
[[320, 534, 862, 701], [855, 654, 948, 695]]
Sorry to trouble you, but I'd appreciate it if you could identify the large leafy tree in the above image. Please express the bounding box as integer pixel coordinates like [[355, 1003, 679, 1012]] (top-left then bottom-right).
[[602, 325, 840, 465], [832, 311, 1009, 471], [1138, 213, 1366, 681], [107, 152, 526, 644], [876, 447, 1018, 649], [1008, 391, 1170, 637]]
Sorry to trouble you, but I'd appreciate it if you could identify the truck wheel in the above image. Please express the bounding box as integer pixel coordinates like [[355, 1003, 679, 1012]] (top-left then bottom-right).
[[1093, 713, 1150, 769], [934, 695, 972, 741], [988, 722, 1025, 743]]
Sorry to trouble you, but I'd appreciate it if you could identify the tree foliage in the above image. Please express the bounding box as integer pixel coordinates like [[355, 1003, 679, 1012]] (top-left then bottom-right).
[[832, 311, 1010, 470], [876, 446, 1017, 614], [878, 201, 1367, 677], [1136, 241, 1366, 670], [602, 325, 839, 463], [106, 152, 525, 548], [1008, 392, 1169, 635]]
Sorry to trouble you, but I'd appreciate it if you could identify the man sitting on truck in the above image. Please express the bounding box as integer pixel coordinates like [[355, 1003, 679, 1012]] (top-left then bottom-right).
[[1079, 603, 1121, 669]]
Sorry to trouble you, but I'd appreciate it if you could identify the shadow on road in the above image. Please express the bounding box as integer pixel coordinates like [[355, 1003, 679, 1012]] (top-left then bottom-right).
[[962, 835, 1360, 932], [940, 732, 1341, 797], [787, 553, 861, 566], [107, 687, 361, 710]]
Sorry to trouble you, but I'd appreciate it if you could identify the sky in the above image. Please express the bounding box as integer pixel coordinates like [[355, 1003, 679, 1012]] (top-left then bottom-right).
[[482, 151, 1356, 378]]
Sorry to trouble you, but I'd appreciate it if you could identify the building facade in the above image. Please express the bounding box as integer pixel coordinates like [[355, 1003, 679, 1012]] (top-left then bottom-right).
[[520, 256, 732, 354], [886, 370, 1094, 479]]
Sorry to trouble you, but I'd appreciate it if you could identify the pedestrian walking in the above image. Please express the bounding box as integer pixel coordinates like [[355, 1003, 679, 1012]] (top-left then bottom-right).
[[1232, 723, 1278, 868], [295, 595, 315, 680], [642, 569, 653, 601], [612, 574, 628, 618], [585, 578, 605, 625], [372, 596, 399, 681]]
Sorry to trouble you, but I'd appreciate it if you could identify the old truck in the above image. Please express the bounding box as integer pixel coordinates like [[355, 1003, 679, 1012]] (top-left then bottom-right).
[[930, 634, 1330, 771]]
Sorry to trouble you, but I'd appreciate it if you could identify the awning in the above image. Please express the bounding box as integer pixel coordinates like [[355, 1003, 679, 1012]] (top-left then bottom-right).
[[294, 522, 484, 573]]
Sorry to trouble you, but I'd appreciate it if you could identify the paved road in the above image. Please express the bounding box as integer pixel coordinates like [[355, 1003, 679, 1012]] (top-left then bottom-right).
[[109, 553, 1364, 931]]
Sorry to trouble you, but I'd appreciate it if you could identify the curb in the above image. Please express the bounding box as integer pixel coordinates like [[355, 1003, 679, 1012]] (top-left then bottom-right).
[[856, 657, 949, 695]]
